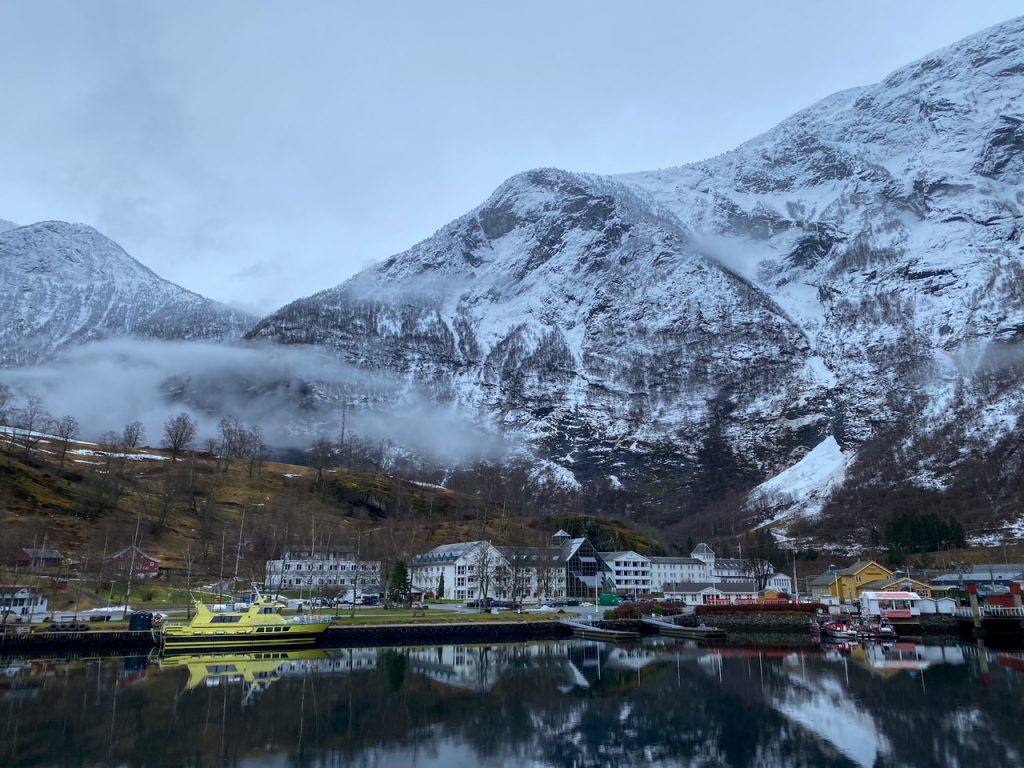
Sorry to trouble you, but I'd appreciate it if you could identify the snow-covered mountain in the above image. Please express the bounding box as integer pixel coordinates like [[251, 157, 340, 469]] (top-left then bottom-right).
[[250, 18, 1024, 533], [257, 18, 1024, 539], [249, 170, 833, 511], [0, 221, 254, 366]]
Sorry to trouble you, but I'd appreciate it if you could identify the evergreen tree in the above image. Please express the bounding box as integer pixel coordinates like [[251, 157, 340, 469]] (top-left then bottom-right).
[[387, 559, 411, 605]]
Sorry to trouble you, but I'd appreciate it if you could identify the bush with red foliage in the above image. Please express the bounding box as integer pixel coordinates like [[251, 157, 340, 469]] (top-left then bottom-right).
[[608, 601, 684, 619], [695, 602, 825, 615]]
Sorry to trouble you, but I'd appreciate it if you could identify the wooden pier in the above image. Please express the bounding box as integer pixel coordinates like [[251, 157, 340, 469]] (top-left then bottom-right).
[[641, 617, 727, 640], [0, 628, 155, 653], [562, 620, 640, 642]]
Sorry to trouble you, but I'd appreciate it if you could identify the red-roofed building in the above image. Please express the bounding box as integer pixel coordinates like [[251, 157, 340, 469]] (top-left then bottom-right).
[[109, 546, 160, 579]]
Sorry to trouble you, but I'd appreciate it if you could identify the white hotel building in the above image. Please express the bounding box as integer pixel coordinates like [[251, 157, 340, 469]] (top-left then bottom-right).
[[264, 550, 381, 594]]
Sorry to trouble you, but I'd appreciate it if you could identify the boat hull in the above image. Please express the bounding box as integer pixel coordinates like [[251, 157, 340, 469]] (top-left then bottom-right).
[[162, 626, 329, 651]]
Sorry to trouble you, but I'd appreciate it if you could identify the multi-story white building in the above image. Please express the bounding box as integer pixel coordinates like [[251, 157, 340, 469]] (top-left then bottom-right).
[[598, 551, 652, 595], [264, 550, 381, 595], [649, 543, 787, 592], [410, 541, 508, 602], [411, 533, 612, 603]]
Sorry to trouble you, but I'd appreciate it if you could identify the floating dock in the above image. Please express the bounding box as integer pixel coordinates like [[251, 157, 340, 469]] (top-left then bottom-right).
[[562, 620, 640, 642], [641, 618, 727, 640]]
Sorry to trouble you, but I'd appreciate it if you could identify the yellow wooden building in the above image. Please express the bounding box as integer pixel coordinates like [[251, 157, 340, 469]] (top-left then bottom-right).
[[827, 561, 894, 601]]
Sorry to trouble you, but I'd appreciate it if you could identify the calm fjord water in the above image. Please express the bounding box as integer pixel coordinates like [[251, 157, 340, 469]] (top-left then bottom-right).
[[1, 639, 1020, 768]]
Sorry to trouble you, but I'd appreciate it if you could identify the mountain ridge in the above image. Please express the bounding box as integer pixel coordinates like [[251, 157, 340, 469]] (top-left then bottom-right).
[[248, 17, 1024, 542], [0, 220, 255, 366]]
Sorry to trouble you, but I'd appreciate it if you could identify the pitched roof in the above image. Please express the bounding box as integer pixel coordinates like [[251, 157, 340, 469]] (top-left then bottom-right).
[[20, 547, 63, 559], [110, 545, 159, 562], [810, 572, 839, 586], [860, 576, 930, 592], [662, 580, 758, 593], [599, 550, 646, 562], [412, 541, 491, 564], [650, 556, 705, 565], [837, 560, 890, 577]]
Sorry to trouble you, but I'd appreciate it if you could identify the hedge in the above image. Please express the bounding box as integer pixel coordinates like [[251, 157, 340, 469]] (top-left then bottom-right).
[[694, 602, 825, 615], [608, 601, 683, 619]]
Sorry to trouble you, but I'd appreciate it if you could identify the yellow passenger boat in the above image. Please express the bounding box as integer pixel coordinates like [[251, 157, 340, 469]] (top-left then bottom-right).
[[160, 592, 331, 651]]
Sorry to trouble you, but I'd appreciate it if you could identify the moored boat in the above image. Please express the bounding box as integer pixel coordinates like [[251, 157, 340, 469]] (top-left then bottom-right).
[[810, 615, 858, 641], [160, 591, 331, 651]]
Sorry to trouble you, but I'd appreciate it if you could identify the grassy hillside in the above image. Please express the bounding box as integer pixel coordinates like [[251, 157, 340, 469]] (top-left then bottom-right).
[[0, 431, 667, 588]]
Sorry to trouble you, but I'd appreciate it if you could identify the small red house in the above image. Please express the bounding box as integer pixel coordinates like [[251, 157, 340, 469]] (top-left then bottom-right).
[[109, 546, 160, 579]]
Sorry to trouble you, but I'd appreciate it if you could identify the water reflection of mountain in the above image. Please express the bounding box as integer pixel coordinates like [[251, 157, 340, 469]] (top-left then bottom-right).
[[0, 641, 1021, 767]]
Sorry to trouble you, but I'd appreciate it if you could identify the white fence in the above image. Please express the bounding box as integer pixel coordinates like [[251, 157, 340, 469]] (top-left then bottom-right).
[[954, 605, 1024, 618]]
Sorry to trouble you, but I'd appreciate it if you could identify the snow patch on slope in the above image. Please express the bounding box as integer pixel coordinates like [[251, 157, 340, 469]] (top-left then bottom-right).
[[750, 436, 849, 523]]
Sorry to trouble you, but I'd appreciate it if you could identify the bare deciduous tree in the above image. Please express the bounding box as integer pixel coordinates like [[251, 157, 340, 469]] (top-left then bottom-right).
[[16, 396, 53, 458], [163, 412, 198, 462], [54, 415, 79, 468], [122, 420, 145, 449]]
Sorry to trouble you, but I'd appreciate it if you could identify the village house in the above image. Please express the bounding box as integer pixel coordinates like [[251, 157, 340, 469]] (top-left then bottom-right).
[[0, 585, 49, 621], [662, 580, 760, 605], [812, 560, 894, 601], [109, 545, 160, 579], [264, 550, 381, 594], [859, 574, 933, 598], [15, 547, 63, 569]]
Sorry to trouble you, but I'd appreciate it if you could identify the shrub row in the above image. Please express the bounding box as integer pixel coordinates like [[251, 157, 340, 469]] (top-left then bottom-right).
[[608, 601, 683, 619], [695, 602, 825, 615]]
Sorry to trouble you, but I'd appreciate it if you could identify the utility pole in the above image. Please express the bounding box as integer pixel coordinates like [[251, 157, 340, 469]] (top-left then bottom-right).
[[122, 508, 142, 620]]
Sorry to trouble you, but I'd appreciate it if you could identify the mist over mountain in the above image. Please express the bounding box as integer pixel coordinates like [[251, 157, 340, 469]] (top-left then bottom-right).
[[4, 18, 1024, 546], [250, 18, 1024, 540], [0, 221, 254, 366]]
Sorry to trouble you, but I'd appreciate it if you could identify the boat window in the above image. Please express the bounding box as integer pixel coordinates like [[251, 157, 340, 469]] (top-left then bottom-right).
[[256, 627, 264, 633], [262, 607, 275, 614], [210, 615, 242, 624]]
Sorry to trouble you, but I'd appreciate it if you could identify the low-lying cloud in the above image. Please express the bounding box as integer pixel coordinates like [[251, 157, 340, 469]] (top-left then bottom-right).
[[0, 338, 507, 465]]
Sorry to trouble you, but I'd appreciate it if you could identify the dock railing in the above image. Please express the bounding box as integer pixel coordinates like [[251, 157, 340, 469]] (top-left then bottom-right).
[[954, 605, 1024, 618]]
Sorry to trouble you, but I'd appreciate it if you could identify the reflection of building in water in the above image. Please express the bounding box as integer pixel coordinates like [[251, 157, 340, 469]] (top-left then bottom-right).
[[159, 648, 375, 705], [604, 646, 660, 671], [406, 645, 514, 691], [848, 643, 965, 677], [406, 643, 571, 692]]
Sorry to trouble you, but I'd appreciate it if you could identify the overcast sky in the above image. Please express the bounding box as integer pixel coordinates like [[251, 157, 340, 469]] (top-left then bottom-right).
[[0, 2, 1019, 314]]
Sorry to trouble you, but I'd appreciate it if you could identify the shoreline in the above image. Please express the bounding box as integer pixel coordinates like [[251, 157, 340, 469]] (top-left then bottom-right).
[[0, 611, 976, 654]]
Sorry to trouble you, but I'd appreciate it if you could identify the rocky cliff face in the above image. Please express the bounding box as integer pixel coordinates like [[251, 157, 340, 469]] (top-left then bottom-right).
[[0, 221, 254, 366], [249, 17, 1024, 533]]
